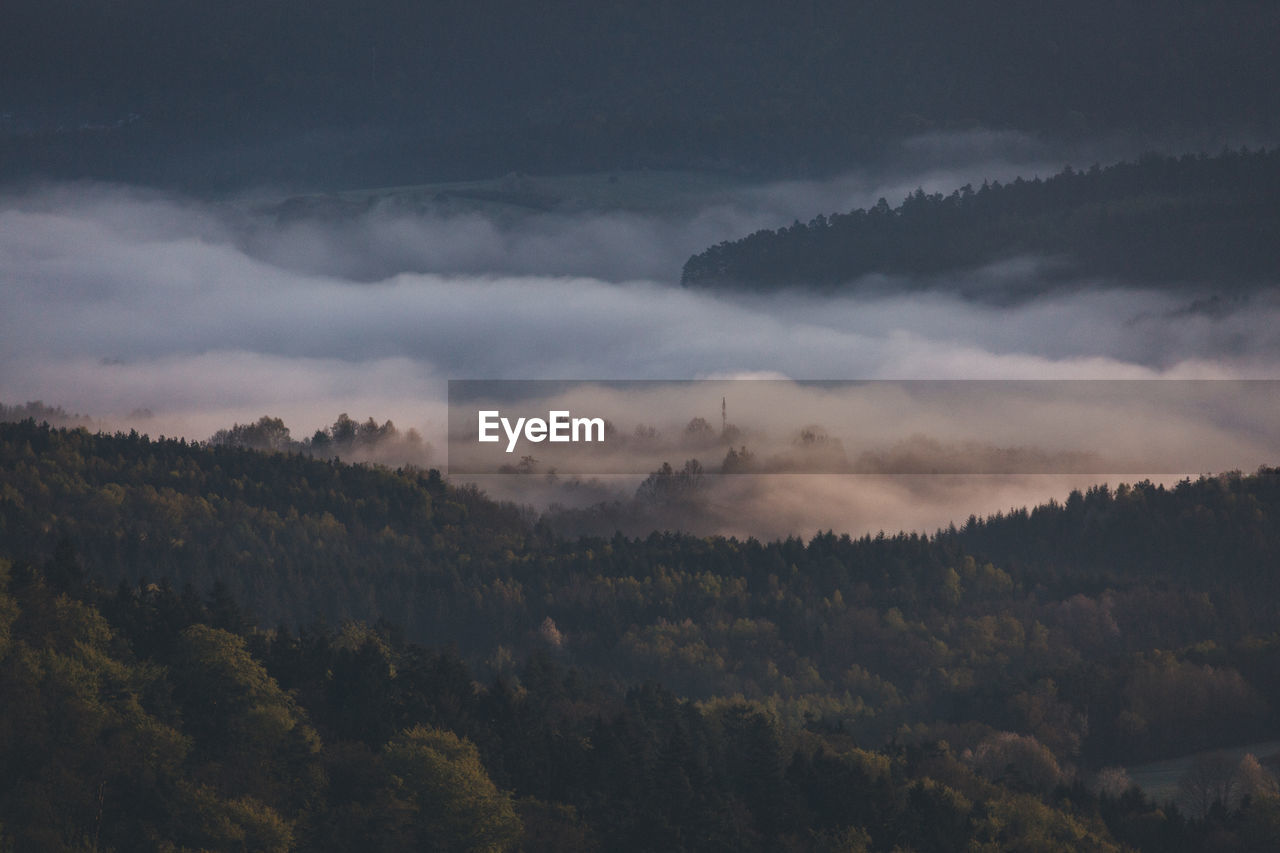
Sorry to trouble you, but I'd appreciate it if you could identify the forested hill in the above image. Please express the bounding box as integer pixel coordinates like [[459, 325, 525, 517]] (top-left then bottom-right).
[[6, 419, 1280, 743], [7, 420, 1280, 849], [681, 149, 1280, 293], [7, 420, 1280, 644], [4, 2, 1280, 187]]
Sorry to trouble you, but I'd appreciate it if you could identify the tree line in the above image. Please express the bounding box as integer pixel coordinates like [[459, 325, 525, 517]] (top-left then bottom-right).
[[682, 148, 1280, 293], [4, 419, 1280, 848]]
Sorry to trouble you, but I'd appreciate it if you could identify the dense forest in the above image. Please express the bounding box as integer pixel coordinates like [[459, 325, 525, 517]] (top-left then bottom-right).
[[681, 148, 1280, 293], [3, 1, 1280, 188], [10, 1, 1280, 849], [4, 419, 1280, 850]]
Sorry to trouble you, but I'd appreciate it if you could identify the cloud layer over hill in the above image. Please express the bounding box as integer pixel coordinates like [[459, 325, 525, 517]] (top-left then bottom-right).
[[5, 157, 1279, 535]]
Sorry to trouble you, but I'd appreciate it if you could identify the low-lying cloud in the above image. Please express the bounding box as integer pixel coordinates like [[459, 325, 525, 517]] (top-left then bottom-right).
[[4, 146, 1279, 536]]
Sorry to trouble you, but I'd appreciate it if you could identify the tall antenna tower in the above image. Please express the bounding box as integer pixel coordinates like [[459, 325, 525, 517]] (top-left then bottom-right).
[[721, 396, 726, 435]]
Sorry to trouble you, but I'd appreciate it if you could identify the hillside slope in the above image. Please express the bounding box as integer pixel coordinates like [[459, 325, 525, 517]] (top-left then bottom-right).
[[682, 149, 1280, 293]]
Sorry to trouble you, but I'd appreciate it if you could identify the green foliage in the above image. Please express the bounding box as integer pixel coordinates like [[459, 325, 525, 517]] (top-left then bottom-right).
[[171, 624, 322, 807], [0, 562, 15, 657], [5, 421, 1280, 849], [0, 570, 189, 850], [383, 726, 523, 852], [970, 792, 1122, 852], [1237, 793, 1280, 851], [968, 732, 1063, 793], [171, 783, 294, 853]]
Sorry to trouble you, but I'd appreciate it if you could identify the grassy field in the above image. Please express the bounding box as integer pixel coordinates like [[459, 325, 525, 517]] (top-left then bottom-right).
[[1125, 740, 1280, 805]]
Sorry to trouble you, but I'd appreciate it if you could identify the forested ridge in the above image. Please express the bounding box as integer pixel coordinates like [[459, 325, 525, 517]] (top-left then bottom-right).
[[682, 148, 1280, 292], [4, 420, 1280, 850]]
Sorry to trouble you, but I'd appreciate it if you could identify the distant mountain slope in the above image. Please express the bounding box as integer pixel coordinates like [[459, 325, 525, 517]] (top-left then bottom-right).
[[5, 419, 1280, 642], [3, 1, 1280, 188], [6, 419, 1280, 770], [681, 149, 1280, 293], [0, 419, 534, 643]]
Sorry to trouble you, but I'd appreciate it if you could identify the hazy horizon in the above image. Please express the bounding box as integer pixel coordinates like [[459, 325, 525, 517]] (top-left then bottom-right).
[[6, 134, 1280, 537]]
